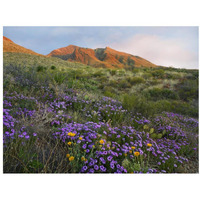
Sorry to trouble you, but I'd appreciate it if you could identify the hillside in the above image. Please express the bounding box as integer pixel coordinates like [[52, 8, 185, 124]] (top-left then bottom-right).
[[4, 36, 157, 69], [48, 45, 157, 69], [3, 36, 43, 56]]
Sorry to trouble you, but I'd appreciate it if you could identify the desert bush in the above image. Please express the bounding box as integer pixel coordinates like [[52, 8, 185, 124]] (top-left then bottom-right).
[[142, 72, 152, 79], [109, 70, 117, 76], [118, 79, 132, 89], [151, 69, 165, 78], [119, 56, 124, 63], [144, 88, 179, 100], [51, 65, 56, 70], [53, 72, 66, 85], [36, 65, 46, 72], [127, 76, 145, 85], [176, 80, 198, 101], [92, 71, 104, 77]]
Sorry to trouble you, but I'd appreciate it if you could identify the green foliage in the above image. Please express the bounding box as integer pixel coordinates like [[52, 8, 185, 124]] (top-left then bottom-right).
[[95, 48, 106, 61], [36, 65, 46, 72], [110, 70, 117, 76], [144, 88, 179, 100], [176, 80, 198, 101], [119, 56, 124, 63], [51, 65, 56, 70], [118, 79, 132, 89], [127, 76, 145, 85], [53, 72, 66, 84], [127, 57, 135, 67], [151, 69, 165, 78]]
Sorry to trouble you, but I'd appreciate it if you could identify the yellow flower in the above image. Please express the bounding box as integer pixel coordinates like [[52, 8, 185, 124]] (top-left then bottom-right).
[[67, 142, 72, 145], [69, 156, 74, 161], [79, 137, 83, 140], [66, 154, 70, 158], [147, 143, 152, 147], [131, 146, 136, 150], [67, 132, 76, 137], [124, 153, 127, 157], [134, 151, 140, 157], [99, 139, 104, 144], [129, 150, 132, 154], [67, 132, 72, 136], [92, 145, 95, 148], [81, 156, 85, 161]]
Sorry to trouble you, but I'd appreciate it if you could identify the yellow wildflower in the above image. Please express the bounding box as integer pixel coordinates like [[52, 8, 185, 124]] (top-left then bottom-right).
[[67, 132, 76, 137], [67, 142, 72, 145], [66, 154, 70, 158], [99, 139, 104, 144], [147, 143, 152, 147], [129, 150, 132, 154], [131, 146, 136, 150], [134, 152, 140, 157], [69, 156, 74, 161], [92, 145, 95, 148], [81, 156, 85, 161], [79, 137, 83, 140], [124, 153, 127, 157]]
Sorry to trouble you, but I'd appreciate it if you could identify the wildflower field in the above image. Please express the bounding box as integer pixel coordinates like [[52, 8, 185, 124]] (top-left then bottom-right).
[[3, 52, 199, 173]]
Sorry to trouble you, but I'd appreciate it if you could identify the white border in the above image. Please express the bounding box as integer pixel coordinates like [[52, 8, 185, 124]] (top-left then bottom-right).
[[0, 1, 200, 200]]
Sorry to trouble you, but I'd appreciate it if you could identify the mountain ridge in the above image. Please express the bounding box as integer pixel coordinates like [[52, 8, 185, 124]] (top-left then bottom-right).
[[48, 45, 157, 69], [3, 36, 157, 69]]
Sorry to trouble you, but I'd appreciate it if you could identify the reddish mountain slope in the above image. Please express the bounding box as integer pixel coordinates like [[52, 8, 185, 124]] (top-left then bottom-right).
[[3, 36, 43, 56], [48, 45, 157, 69]]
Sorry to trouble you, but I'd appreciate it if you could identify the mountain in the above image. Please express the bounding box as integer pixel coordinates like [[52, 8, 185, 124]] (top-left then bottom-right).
[[3, 36, 43, 56], [48, 45, 157, 69], [3, 36, 157, 69]]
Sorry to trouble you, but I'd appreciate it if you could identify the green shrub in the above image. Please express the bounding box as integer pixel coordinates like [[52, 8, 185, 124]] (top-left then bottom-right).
[[110, 70, 117, 76], [144, 88, 179, 100], [127, 57, 135, 67], [142, 72, 152, 79], [127, 77, 145, 85], [93, 71, 104, 77], [36, 65, 46, 72], [53, 72, 66, 84], [51, 65, 56, 70], [176, 80, 198, 101], [119, 56, 124, 63], [118, 79, 132, 89], [122, 94, 155, 117], [151, 69, 165, 78], [104, 90, 115, 98]]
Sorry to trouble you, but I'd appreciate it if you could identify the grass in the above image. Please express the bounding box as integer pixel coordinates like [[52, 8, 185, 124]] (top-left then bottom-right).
[[3, 52, 199, 173]]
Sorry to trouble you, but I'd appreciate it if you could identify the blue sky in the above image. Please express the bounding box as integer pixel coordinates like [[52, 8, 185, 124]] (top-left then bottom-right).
[[3, 26, 199, 69]]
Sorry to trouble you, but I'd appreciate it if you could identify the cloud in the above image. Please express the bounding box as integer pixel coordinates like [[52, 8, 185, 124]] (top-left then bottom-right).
[[110, 34, 198, 69]]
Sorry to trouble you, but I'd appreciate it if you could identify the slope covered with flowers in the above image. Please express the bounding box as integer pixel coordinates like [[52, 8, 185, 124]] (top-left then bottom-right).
[[3, 86, 198, 173]]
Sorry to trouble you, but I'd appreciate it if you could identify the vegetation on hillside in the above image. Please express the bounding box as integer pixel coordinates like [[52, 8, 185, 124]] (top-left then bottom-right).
[[3, 52, 199, 173]]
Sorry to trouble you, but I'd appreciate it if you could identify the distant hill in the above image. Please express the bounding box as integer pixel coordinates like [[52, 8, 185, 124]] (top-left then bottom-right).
[[48, 45, 157, 69], [3, 36, 157, 69], [3, 36, 43, 56]]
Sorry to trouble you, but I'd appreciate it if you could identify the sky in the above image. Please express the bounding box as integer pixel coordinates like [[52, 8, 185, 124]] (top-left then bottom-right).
[[3, 26, 199, 69]]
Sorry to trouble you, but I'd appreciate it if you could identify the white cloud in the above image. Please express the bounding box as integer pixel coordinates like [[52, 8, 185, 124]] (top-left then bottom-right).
[[110, 34, 198, 69]]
